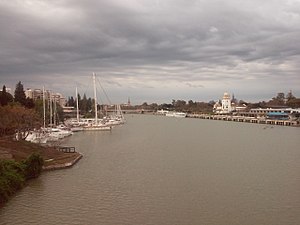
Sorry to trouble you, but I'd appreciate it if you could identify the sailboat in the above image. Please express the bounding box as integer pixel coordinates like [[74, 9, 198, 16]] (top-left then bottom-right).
[[69, 87, 84, 132], [103, 104, 125, 125], [82, 73, 112, 131]]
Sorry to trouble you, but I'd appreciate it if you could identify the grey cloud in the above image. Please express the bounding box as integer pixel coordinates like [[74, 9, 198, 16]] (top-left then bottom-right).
[[0, 0, 300, 103]]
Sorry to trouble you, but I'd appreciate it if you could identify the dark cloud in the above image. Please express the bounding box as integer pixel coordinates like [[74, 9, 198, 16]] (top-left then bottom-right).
[[0, 0, 300, 103]]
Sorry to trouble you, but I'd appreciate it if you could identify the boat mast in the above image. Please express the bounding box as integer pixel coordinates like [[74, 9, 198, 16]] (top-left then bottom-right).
[[49, 91, 52, 126], [43, 86, 46, 128], [93, 73, 98, 124], [76, 86, 79, 123], [54, 96, 57, 125]]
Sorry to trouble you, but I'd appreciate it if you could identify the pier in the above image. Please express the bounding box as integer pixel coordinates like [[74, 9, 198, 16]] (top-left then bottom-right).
[[57, 146, 76, 153], [187, 114, 299, 127]]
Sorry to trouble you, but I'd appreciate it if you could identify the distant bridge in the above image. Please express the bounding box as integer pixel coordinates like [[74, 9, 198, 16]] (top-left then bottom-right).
[[106, 109, 155, 114]]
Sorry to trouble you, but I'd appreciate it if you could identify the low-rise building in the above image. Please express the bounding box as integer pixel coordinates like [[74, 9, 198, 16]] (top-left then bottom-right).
[[25, 88, 66, 107]]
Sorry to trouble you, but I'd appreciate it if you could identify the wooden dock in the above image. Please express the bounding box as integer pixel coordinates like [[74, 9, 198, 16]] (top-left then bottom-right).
[[57, 146, 76, 153]]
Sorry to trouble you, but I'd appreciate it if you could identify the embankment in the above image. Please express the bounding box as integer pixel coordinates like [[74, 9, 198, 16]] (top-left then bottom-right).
[[0, 137, 82, 207]]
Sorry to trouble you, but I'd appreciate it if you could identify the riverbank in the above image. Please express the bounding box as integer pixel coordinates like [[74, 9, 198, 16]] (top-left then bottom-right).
[[186, 113, 300, 127], [0, 137, 82, 169], [0, 137, 82, 207]]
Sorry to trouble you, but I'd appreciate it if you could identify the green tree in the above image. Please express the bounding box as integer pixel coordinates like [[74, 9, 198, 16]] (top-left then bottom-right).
[[286, 98, 300, 108], [14, 81, 27, 106], [55, 102, 64, 123], [174, 100, 186, 110], [25, 97, 35, 108], [67, 96, 75, 107], [286, 91, 296, 102], [23, 153, 44, 179], [0, 160, 25, 204], [81, 93, 88, 114], [87, 97, 93, 112], [0, 85, 13, 106]]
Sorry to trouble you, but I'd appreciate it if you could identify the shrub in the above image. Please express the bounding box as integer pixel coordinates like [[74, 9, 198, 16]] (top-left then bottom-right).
[[0, 152, 44, 205], [23, 152, 44, 179], [0, 160, 25, 205]]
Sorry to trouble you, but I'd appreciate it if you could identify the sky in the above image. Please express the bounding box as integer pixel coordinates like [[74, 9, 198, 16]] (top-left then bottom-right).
[[0, 0, 300, 104]]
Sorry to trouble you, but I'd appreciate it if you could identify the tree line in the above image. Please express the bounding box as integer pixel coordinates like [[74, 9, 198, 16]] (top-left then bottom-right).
[[66, 93, 94, 117], [0, 81, 63, 138], [127, 91, 300, 113], [65, 90, 300, 116], [246, 91, 300, 109]]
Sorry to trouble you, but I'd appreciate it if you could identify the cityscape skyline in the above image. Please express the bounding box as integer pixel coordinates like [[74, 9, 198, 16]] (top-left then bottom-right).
[[1, 0, 300, 104]]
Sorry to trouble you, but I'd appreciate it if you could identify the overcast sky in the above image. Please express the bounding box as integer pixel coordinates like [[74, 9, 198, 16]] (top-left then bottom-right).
[[1, 0, 300, 104]]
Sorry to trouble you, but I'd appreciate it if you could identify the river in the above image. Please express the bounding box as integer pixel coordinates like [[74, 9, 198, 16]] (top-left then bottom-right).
[[1, 115, 300, 225]]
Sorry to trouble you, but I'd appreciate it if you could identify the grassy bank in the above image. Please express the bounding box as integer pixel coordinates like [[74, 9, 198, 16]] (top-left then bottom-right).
[[0, 152, 43, 206], [0, 137, 82, 207]]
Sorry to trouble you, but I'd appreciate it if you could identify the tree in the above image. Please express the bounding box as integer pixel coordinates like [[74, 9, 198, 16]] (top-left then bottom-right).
[[25, 97, 35, 108], [22, 153, 44, 179], [267, 92, 286, 106], [276, 92, 285, 102], [67, 96, 75, 107], [286, 90, 296, 102], [55, 102, 64, 123], [173, 100, 186, 109], [0, 160, 25, 204], [80, 93, 88, 114], [77, 93, 81, 109], [286, 98, 300, 108], [14, 81, 26, 106], [0, 85, 13, 106], [0, 105, 42, 138], [87, 97, 93, 112]]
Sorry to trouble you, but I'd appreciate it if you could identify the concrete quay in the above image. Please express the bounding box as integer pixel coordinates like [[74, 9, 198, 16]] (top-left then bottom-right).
[[187, 114, 300, 127]]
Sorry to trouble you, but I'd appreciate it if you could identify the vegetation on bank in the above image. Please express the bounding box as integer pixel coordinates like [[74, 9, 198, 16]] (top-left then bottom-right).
[[66, 91, 300, 117], [2, 81, 300, 121], [0, 138, 82, 207], [0, 81, 64, 136], [0, 82, 82, 207], [0, 153, 44, 206]]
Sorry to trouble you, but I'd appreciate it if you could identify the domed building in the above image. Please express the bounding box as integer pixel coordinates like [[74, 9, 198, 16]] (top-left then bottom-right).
[[221, 92, 232, 113], [213, 92, 236, 114]]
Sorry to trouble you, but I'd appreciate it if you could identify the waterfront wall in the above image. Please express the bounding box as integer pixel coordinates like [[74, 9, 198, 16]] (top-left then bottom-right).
[[42, 153, 83, 171], [187, 114, 300, 127]]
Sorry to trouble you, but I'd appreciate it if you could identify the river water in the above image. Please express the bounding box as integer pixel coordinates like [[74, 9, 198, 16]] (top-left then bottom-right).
[[1, 115, 300, 225]]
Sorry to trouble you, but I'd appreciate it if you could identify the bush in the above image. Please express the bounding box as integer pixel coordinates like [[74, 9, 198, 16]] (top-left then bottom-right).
[[0, 152, 44, 205], [23, 152, 44, 179], [0, 160, 25, 205]]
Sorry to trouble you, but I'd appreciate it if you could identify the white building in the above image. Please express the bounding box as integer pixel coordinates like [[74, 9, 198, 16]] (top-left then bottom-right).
[[214, 92, 236, 114], [25, 88, 66, 107], [221, 92, 232, 113]]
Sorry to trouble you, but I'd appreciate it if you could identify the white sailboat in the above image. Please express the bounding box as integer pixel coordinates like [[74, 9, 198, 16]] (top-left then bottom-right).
[[69, 86, 84, 132], [83, 73, 112, 131], [102, 104, 125, 126]]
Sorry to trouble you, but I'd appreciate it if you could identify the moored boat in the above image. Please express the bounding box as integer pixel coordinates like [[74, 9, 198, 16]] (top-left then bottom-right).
[[165, 111, 187, 118]]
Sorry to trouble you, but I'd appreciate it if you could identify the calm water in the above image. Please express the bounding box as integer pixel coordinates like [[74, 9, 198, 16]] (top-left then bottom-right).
[[1, 115, 300, 225]]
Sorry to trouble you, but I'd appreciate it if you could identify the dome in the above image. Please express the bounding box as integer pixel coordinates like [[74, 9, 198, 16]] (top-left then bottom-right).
[[223, 92, 230, 99]]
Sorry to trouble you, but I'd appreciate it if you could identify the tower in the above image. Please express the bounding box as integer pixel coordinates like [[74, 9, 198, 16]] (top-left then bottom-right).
[[127, 97, 131, 106], [221, 92, 232, 113]]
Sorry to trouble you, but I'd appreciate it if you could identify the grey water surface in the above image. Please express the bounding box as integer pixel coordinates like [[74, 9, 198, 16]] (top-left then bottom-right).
[[1, 114, 300, 225]]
